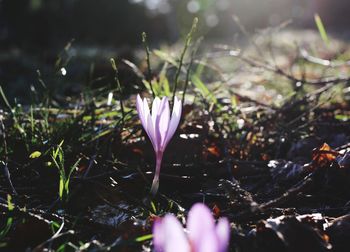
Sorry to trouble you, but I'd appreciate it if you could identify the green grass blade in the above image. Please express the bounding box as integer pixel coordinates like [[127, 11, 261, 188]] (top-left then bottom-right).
[[59, 179, 64, 200], [0, 86, 12, 111], [7, 195, 14, 211], [191, 75, 217, 104], [0, 217, 13, 240], [314, 14, 329, 46], [29, 151, 42, 159], [135, 234, 153, 242], [153, 50, 177, 66]]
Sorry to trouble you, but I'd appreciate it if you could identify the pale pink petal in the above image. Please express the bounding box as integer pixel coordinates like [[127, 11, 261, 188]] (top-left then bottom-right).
[[146, 114, 158, 152], [187, 203, 215, 249], [151, 97, 161, 125], [153, 215, 190, 252], [142, 97, 157, 152], [153, 219, 165, 252], [136, 95, 146, 128], [141, 98, 149, 130], [157, 97, 170, 150], [196, 230, 220, 252], [153, 97, 165, 150], [163, 96, 182, 148], [216, 218, 230, 252], [136, 95, 152, 145], [142, 97, 150, 126]]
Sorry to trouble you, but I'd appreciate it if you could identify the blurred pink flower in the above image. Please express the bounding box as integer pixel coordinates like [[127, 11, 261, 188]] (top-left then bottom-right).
[[136, 94, 182, 195], [153, 203, 230, 252]]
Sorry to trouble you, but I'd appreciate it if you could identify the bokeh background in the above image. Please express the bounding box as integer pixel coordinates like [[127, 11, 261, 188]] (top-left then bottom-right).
[[1, 0, 350, 49], [0, 0, 350, 103]]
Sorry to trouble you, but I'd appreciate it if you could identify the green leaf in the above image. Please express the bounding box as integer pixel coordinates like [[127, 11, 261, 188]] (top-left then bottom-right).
[[153, 50, 177, 66], [68, 158, 81, 178], [162, 76, 171, 97], [51, 155, 61, 170], [56, 244, 67, 252], [59, 179, 64, 200], [151, 79, 161, 96], [0, 86, 12, 111], [50, 221, 61, 234], [135, 234, 153, 242], [0, 217, 13, 240], [191, 75, 217, 104], [314, 14, 329, 46], [53, 141, 64, 159], [7, 195, 14, 211], [64, 180, 70, 196], [89, 129, 114, 142], [29, 151, 42, 159], [335, 114, 350, 121], [142, 80, 155, 96], [30, 105, 35, 135], [150, 201, 157, 213]]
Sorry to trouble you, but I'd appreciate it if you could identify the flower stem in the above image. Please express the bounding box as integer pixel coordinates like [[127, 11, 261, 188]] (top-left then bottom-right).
[[172, 17, 198, 106], [150, 152, 163, 195]]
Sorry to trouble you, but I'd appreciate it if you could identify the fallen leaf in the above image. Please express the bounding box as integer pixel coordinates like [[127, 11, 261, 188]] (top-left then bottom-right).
[[311, 143, 338, 167]]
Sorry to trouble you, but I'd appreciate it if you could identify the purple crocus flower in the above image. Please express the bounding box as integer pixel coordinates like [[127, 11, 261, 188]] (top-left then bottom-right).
[[136, 94, 182, 195], [153, 203, 231, 252]]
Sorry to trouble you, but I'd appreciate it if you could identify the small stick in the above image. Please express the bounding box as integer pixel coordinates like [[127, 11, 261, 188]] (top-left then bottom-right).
[[172, 17, 198, 106], [260, 173, 313, 210], [110, 58, 125, 125], [142, 32, 155, 98], [182, 38, 202, 104], [0, 117, 17, 195]]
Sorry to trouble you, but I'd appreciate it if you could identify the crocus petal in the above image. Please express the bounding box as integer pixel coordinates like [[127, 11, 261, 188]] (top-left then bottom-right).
[[146, 111, 157, 152], [152, 97, 161, 126], [141, 97, 150, 133], [157, 97, 170, 150], [153, 219, 165, 252], [216, 218, 230, 252], [196, 230, 220, 252], [154, 97, 168, 149], [136, 95, 151, 145], [143, 97, 151, 131], [136, 95, 146, 128], [187, 203, 215, 249], [153, 215, 190, 252], [140, 97, 157, 152], [163, 96, 182, 148], [153, 203, 230, 252]]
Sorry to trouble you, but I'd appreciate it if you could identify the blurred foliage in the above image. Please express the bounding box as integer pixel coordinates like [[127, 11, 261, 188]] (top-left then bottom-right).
[[5, 0, 350, 49], [1, 0, 156, 48], [2, 0, 350, 51]]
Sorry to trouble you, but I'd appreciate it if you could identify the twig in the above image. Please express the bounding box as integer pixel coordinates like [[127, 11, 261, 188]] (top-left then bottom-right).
[[35, 230, 75, 251], [300, 48, 350, 68], [110, 58, 125, 125], [240, 53, 350, 86], [260, 173, 314, 210], [172, 17, 198, 106], [209, 47, 350, 87], [0, 118, 17, 195], [182, 38, 202, 104], [142, 32, 155, 98], [83, 154, 97, 178]]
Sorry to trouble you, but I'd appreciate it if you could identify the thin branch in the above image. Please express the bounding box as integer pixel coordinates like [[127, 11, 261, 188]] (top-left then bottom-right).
[[172, 17, 198, 105], [142, 32, 155, 98], [0, 117, 17, 195]]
